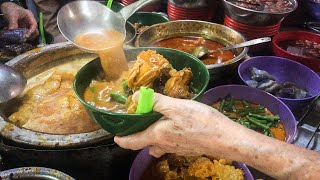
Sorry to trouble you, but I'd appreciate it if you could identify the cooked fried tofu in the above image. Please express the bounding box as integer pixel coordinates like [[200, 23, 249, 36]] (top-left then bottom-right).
[[8, 71, 100, 134]]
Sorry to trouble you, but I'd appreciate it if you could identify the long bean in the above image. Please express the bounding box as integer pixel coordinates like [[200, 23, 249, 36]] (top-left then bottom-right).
[[248, 113, 280, 121], [242, 100, 250, 107], [110, 92, 127, 104], [269, 130, 274, 138], [219, 99, 225, 112], [267, 122, 274, 127], [246, 116, 269, 130]]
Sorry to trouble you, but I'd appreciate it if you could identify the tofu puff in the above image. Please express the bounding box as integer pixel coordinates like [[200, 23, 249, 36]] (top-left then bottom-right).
[[8, 71, 100, 134]]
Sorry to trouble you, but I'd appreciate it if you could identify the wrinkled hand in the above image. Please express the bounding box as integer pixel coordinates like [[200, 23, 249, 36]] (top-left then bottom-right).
[[1, 2, 38, 39], [114, 92, 248, 158]]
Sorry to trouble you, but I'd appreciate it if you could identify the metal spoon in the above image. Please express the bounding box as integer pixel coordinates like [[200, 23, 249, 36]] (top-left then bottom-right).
[[57, 0, 158, 52], [0, 64, 26, 103], [192, 37, 271, 59]]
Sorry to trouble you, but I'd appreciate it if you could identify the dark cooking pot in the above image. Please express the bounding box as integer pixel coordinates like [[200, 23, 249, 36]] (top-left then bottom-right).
[[0, 139, 137, 180], [135, 20, 248, 86]]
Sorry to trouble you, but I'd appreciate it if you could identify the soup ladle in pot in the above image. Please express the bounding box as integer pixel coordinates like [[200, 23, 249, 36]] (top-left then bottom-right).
[[192, 37, 271, 59], [57, 0, 159, 52], [0, 64, 26, 103]]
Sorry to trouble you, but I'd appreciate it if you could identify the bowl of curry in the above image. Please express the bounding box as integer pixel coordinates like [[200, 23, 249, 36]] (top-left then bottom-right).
[[130, 148, 254, 180], [201, 85, 297, 143], [135, 20, 248, 85], [74, 47, 209, 136]]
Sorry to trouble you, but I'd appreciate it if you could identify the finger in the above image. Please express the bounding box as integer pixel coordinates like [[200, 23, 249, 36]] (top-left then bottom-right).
[[24, 10, 38, 37], [149, 146, 165, 158], [114, 130, 152, 150], [7, 14, 19, 30], [132, 91, 184, 118]]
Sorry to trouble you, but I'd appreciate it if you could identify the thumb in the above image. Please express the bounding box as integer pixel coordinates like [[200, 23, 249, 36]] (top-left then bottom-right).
[[132, 91, 185, 118]]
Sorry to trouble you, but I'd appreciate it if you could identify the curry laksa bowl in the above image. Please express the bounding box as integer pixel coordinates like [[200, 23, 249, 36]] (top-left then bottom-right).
[[202, 85, 297, 143], [135, 20, 248, 85], [129, 148, 254, 180], [74, 47, 209, 136]]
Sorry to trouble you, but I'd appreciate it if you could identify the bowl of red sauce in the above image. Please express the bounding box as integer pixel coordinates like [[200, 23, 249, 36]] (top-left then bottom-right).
[[135, 20, 248, 85], [272, 30, 320, 74]]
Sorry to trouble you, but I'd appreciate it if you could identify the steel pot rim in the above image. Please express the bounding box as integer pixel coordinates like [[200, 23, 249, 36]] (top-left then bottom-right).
[[135, 20, 249, 70]]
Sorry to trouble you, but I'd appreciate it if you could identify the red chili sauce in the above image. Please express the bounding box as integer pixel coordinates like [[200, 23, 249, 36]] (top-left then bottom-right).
[[152, 37, 236, 65]]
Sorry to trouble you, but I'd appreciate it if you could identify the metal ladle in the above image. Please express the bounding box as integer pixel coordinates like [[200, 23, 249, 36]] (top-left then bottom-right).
[[192, 37, 272, 59], [57, 0, 158, 52], [0, 64, 26, 103]]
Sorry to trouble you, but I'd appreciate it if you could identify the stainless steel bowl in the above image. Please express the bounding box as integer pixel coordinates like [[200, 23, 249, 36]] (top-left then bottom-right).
[[0, 167, 74, 180], [125, 22, 137, 46], [135, 20, 248, 85], [222, 0, 298, 26]]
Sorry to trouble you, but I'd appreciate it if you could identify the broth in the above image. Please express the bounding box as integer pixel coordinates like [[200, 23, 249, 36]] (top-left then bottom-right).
[[74, 30, 128, 81], [152, 37, 235, 65]]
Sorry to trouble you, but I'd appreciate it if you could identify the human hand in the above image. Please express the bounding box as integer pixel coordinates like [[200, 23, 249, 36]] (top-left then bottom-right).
[[1, 2, 38, 39], [114, 92, 251, 159]]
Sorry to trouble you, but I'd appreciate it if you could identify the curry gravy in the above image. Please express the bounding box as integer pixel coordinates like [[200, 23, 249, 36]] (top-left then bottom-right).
[[74, 30, 128, 81], [153, 37, 236, 65]]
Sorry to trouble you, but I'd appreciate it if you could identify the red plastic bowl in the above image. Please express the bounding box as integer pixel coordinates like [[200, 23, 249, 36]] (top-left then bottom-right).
[[272, 30, 320, 74], [225, 16, 280, 31]]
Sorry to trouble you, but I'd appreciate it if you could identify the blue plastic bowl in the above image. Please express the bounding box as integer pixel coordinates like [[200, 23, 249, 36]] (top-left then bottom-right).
[[129, 148, 254, 180], [305, 0, 320, 21], [238, 56, 320, 111], [202, 85, 297, 143]]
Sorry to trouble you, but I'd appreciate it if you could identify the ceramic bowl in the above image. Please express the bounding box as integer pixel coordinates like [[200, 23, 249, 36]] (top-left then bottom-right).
[[74, 47, 209, 136]]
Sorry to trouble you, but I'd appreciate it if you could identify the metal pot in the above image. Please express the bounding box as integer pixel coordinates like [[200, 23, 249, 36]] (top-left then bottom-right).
[[222, 0, 298, 26], [0, 167, 75, 180], [135, 20, 248, 86], [0, 42, 113, 148]]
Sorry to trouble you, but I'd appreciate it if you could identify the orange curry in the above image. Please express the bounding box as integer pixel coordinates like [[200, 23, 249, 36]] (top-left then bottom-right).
[[153, 37, 235, 65]]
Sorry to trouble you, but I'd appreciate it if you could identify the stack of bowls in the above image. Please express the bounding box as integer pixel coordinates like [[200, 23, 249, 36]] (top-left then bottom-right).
[[222, 0, 298, 44], [224, 16, 281, 40], [121, 0, 162, 12], [167, 0, 215, 21]]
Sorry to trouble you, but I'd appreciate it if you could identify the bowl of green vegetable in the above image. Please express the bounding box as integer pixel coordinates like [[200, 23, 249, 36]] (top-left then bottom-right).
[[201, 85, 297, 143], [74, 47, 209, 136]]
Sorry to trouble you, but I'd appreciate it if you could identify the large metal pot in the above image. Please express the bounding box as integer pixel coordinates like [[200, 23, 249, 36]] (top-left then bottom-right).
[[0, 42, 112, 148], [0, 140, 137, 180], [135, 20, 248, 86]]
